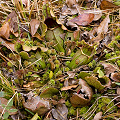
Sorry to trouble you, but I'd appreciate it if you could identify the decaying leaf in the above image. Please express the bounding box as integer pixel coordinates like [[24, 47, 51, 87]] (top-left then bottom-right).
[[61, 85, 78, 91], [110, 72, 120, 82], [70, 79, 93, 107], [100, 0, 120, 10], [69, 13, 94, 26], [30, 19, 40, 36], [100, 62, 119, 77], [0, 97, 17, 115], [97, 14, 110, 34], [0, 38, 15, 51], [52, 103, 68, 120], [0, 22, 10, 39], [23, 92, 51, 115]]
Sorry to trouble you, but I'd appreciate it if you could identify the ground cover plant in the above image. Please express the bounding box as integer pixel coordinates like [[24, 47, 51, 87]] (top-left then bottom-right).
[[0, 0, 120, 119]]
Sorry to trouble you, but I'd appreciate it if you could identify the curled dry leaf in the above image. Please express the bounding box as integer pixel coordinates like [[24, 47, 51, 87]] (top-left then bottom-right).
[[100, 62, 119, 77], [52, 104, 68, 120], [30, 19, 40, 36], [69, 13, 94, 26], [61, 85, 78, 91], [97, 14, 110, 34], [93, 112, 103, 120], [0, 97, 17, 115], [85, 76, 111, 92], [23, 93, 51, 116], [70, 79, 93, 107], [110, 72, 120, 82]]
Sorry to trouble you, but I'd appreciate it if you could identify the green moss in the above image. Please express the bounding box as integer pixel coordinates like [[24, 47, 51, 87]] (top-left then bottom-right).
[[65, 100, 71, 108], [117, 60, 120, 67], [69, 106, 76, 115], [97, 97, 116, 113], [79, 106, 89, 115]]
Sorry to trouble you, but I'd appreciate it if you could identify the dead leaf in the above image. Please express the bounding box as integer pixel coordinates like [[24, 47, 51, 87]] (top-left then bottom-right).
[[52, 104, 68, 120], [30, 19, 40, 36], [93, 112, 103, 120], [69, 13, 94, 26], [0, 97, 17, 115], [0, 22, 10, 39], [5, 11, 18, 37], [100, 0, 120, 10], [110, 72, 120, 82], [61, 85, 78, 91], [97, 14, 110, 34], [23, 92, 51, 116], [100, 62, 119, 77], [117, 88, 120, 95], [85, 9, 102, 21], [70, 79, 93, 107], [0, 38, 15, 51]]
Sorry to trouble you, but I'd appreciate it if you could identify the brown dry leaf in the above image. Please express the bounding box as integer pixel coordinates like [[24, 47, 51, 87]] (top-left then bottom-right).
[[70, 13, 94, 26], [23, 92, 51, 116], [30, 19, 40, 36], [0, 22, 10, 39], [97, 14, 110, 34], [0, 38, 15, 51], [117, 88, 120, 95], [0, 97, 17, 115], [100, 62, 119, 77], [100, 0, 120, 10], [52, 104, 68, 120], [85, 9, 102, 21], [110, 72, 120, 82], [93, 112, 103, 120], [61, 85, 78, 91], [6, 11, 18, 36], [70, 79, 93, 107]]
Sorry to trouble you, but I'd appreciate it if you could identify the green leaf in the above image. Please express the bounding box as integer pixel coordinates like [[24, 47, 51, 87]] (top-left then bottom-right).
[[97, 68, 104, 78], [9, 109, 18, 113], [40, 87, 59, 98], [3, 112, 9, 119], [7, 99, 13, 107]]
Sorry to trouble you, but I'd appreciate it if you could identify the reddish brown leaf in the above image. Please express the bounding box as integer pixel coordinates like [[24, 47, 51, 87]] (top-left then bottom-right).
[[100, 0, 120, 10], [30, 19, 40, 36], [70, 13, 94, 26]]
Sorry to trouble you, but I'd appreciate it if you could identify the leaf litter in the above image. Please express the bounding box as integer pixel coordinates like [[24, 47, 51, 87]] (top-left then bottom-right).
[[0, 0, 120, 119]]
